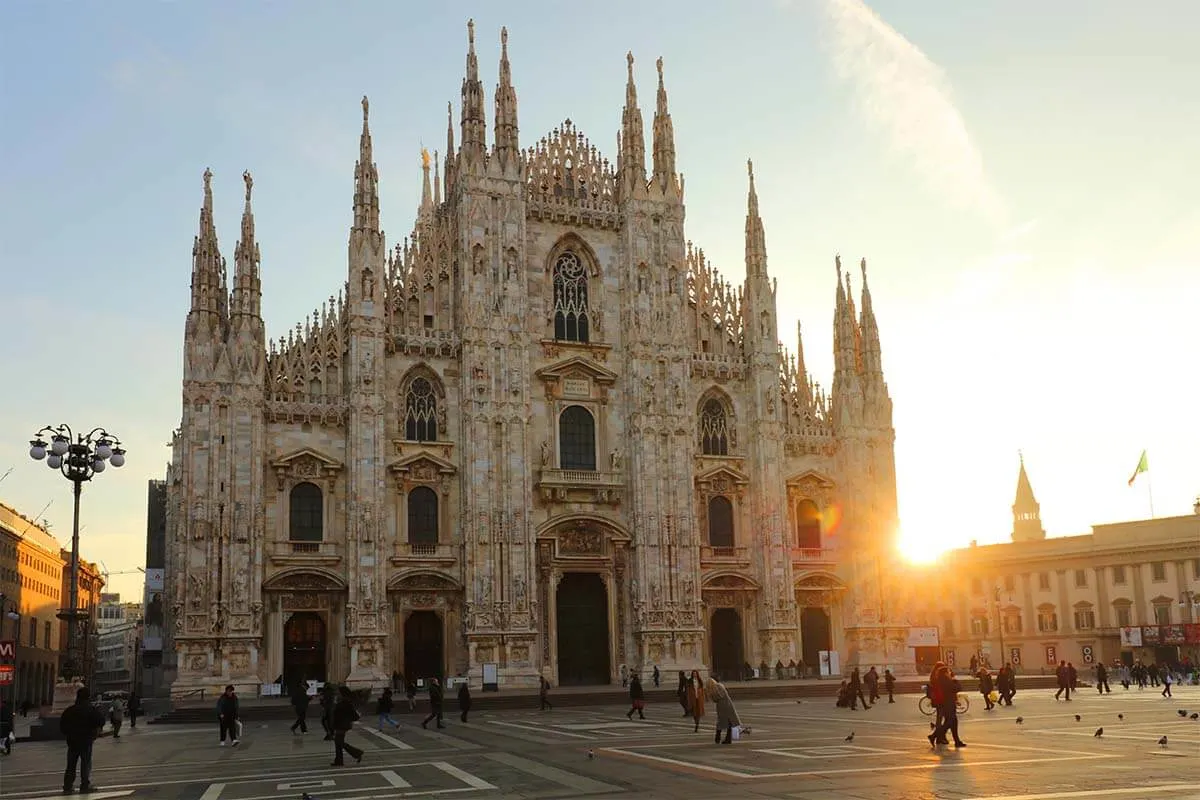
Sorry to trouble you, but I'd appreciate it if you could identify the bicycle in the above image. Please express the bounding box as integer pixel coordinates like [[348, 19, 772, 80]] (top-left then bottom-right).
[[918, 689, 970, 716]]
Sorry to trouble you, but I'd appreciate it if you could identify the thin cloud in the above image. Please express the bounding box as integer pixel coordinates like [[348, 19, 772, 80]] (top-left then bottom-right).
[[820, 0, 1005, 226]]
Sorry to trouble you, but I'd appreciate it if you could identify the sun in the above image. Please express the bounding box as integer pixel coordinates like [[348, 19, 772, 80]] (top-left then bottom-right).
[[896, 525, 953, 566]]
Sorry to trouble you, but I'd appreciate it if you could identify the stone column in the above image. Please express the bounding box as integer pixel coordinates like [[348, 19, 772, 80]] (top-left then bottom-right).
[[268, 603, 284, 680]]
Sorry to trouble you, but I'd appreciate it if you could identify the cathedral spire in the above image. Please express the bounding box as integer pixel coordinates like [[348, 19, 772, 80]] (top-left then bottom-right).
[[651, 56, 678, 194], [744, 159, 768, 278], [618, 51, 646, 198], [832, 255, 857, 383], [1012, 452, 1046, 542], [420, 147, 433, 213], [858, 257, 883, 380], [190, 167, 227, 318], [353, 96, 380, 232], [460, 19, 487, 167], [433, 151, 442, 206], [444, 101, 456, 196], [795, 319, 811, 399], [231, 170, 261, 321], [493, 26, 519, 168]]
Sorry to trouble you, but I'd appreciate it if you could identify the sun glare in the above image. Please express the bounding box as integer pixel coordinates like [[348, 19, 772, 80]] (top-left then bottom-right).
[[897, 526, 951, 565]]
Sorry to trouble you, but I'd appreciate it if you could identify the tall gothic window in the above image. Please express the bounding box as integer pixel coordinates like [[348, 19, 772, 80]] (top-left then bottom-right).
[[552, 252, 590, 343], [407, 487, 439, 546], [289, 482, 324, 541], [405, 377, 438, 442], [558, 405, 596, 470], [699, 398, 729, 456], [707, 496, 734, 548], [795, 499, 821, 549]]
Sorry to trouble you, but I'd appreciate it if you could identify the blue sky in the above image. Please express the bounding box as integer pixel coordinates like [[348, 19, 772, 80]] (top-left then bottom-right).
[[2, 1, 1197, 596]]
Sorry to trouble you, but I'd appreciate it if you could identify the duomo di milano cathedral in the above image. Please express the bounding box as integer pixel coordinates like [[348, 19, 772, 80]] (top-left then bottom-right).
[[166, 21, 910, 693]]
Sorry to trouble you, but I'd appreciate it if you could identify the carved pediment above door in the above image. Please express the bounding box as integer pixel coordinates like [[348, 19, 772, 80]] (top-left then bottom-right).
[[695, 464, 750, 497], [271, 448, 344, 490], [786, 469, 836, 506], [388, 450, 457, 490], [535, 356, 618, 401]]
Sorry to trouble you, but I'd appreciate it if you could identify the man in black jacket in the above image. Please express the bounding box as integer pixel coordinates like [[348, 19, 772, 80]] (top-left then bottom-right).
[[60, 687, 105, 793], [330, 686, 363, 766], [421, 678, 445, 729], [290, 679, 311, 734]]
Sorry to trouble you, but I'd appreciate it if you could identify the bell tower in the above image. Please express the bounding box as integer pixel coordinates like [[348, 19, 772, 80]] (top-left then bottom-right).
[[1012, 453, 1046, 542]]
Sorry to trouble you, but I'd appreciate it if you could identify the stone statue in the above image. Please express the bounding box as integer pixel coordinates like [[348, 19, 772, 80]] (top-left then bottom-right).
[[514, 575, 527, 609], [233, 567, 248, 606], [243, 169, 253, 201], [360, 574, 374, 609], [540, 439, 552, 466], [610, 449, 622, 470]]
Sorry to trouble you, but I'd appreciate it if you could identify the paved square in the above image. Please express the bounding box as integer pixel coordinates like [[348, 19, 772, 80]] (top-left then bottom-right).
[[3, 686, 1199, 799]]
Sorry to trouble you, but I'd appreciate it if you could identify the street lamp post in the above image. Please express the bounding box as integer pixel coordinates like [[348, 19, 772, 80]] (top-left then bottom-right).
[[28, 425, 126, 683]]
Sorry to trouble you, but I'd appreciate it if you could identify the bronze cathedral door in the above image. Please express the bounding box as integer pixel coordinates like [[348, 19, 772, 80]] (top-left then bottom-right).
[[555, 572, 610, 686]]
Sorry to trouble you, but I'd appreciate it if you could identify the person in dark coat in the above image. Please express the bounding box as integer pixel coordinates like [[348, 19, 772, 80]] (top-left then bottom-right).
[[1095, 662, 1111, 694], [929, 666, 966, 748], [625, 674, 646, 720], [216, 685, 240, 746], [883, 669, 896, 703], [421, 678, 445, 729], [847, 668, 870, 710], [330, 686, 363, 766], [290, 680, 311, 733], [127, 691, 140, 728], [676, 671, 690, 717], [376, 687, 399, 729], [652, 665, 660, 688], [978, 667, 996, 710], [320, 684, 337, 739], [457, 681, 472, 722], [539, 675, 553, 711], [60, 687, 105, 793]]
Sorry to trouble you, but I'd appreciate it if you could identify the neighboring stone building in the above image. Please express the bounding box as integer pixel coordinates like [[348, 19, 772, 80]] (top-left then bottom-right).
[[59, 552, 104, 684], [166, 22, 903, 693], [910, 459, 1200, 672], [93, 619, 142, 695], [0, 502, 64, 708]]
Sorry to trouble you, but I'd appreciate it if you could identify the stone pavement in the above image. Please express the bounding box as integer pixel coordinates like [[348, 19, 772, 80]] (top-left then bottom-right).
[[2, 685, 1198, 800]]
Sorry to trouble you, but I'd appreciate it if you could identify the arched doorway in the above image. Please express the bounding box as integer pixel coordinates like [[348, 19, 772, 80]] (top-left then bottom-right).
[[404, 610, 444, 684], [710, 608, 744, 681], [556, 573, 610, 686], [801, 607, 832, 674], [283, 612, 327, 688]]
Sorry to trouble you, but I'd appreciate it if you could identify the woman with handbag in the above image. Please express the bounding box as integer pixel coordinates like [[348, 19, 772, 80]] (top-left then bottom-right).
[[331, 686, 363, 766], [704, 677, 741, 745], [686, 670, 705, 733]]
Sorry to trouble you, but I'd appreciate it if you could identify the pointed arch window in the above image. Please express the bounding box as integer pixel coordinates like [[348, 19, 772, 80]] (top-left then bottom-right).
[[699, 398, 730, 456], [558, 405, 596, 470], [552, 252, 589, 343], [405, 377, 438, 442], [795, 499, 821, 549], [707, 496, 735, 548], [407, 487, 439, 546], [289, 482, 324, 542]]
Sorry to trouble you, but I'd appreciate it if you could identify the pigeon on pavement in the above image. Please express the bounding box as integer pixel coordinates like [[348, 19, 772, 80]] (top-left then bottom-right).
[[844, 732, 855, 742], [1178, 710, 1188, 717], [1158, 736, 1169, 748], [1117, 714, 1124, 720], [1191, 713, 1199, 721], [587, 749, 595, 760], [1016, 717, 1024, 725], [1074, 714, 1081, 722], [1093, 727, 1103, 738]]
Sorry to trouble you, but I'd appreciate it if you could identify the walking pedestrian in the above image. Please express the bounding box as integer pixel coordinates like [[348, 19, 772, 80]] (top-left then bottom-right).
[[405, 679, 417, 712], [652, 665, 660, 688], [997, 663, 1016, 706], [376, 688, 399, 729], [290, 680, 311, 734], [978, 667, 995, 711], [320, 684, 336, 740], [330, 686, 363, 766], [108, 698, 125, 739], [127, 691, 140, 728], [676, 671, 690, 717], [1054, 661, 1072, 701], [216, 685, 240, 746], [704, 677, 742, 745], [1096, 663, 1111, 694], [457, 681, 472, 723], [686, 670, 705, 732], [928, 665, 966, 749], [865, 667, 880, 704], [884, 668, 896, 703], [625, 674, 646, 720], [1161, 670, 1173, 698], [60, 687, 105, 793], [1, 698, 14, 755], [847, 668, 870, 710], [927, 662, 948, 743], [421, 678, 445, 729], [539, 675, 553, 711]]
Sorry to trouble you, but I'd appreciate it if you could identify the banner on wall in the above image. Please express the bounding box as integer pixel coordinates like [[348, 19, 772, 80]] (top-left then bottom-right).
[[1185, 624, 1200, 644], [1162, 625, 1187, 645], [1120, 627, 1143, 647], [1009, 647, 1021, 666], [1081, 645, 1094, 664], [1045, 646, 1057, 665], [906, 627, 940, 647], [1142, 626, 1161, 645]]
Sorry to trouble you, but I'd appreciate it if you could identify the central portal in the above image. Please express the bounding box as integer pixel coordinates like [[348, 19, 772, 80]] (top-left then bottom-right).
[[710, 608, 744, 681], [284, 611, 327, 689], [404, 610, 444, 684], [556, 572, 610, 686]]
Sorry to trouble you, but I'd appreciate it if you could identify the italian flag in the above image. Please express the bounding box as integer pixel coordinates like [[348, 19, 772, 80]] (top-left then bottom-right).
[[1127, 450, 1148, 487]]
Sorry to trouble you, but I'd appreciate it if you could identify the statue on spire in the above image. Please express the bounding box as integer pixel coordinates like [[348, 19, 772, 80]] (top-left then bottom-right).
[[860, 256, 867, 277], [657, 56, 664, 79], [243, 170, 253, 202], [203, 167, 213, 190], [467, 17, 475, 45], [361, 95, 369, 121], [627, 51, 634, 76]]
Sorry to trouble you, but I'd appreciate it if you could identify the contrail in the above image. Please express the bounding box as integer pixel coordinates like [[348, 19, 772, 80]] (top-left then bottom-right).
[[819, 0, 1005, 225]]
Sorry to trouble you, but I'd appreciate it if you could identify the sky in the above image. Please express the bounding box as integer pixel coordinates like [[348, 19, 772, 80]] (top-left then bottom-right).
[[1, 0, 1197, 599]]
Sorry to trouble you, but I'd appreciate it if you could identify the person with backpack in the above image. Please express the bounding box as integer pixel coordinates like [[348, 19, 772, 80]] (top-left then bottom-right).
[[216, 685, 240, 746], [330, 686, 363, 766]]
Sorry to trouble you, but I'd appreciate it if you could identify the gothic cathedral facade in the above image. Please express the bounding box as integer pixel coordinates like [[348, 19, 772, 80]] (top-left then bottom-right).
[[166, 22, 908, 693]]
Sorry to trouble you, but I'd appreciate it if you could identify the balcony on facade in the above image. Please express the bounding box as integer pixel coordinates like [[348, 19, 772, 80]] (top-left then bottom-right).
[[791, 547, 837, 570], [269, 540, 342, 567], [390, 542, 458, 567], [537, 468, 624, 506], [699, 545, 751, 568]]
